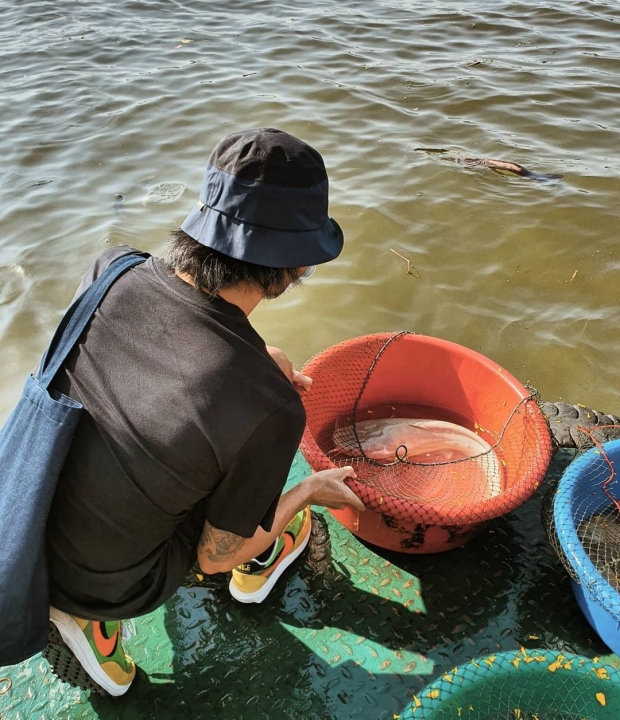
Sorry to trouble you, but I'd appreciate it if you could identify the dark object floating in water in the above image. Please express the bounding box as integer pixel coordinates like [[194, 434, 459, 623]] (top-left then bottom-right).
[[415, 148, 563, 182], [112, 194, 124, 215]]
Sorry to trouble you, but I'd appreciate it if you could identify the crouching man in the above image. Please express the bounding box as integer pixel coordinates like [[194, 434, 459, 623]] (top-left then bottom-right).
[[45, 128, 365, 695]]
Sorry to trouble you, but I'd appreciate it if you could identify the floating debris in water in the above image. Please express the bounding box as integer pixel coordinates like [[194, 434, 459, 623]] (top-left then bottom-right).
[[415, 149, 563, 182], [390, 249, 420, 278], [112, 193, 124, 215]]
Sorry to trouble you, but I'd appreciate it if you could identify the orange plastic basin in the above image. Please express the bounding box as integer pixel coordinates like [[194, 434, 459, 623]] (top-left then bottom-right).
[[301, 333, 552, 553]]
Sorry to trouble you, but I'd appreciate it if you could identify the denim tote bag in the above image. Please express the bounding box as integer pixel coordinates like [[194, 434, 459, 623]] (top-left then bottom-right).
[[0, 252, 146, 665]]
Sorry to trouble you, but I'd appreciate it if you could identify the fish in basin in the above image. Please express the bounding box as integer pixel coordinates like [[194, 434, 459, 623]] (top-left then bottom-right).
[[332, 418, 503, 499]]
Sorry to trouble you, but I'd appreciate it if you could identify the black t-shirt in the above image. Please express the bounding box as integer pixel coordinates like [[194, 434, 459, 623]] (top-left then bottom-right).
[[46, 246, 306, 620]]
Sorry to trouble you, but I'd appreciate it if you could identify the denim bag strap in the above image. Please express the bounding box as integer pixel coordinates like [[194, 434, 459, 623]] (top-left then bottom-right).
[[38, 253, 148, 387], [0, 252, 147, 666]]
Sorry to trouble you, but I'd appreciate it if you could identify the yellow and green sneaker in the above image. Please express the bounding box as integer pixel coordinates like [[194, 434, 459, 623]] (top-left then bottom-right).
[[48, 607, 136, 696], [229, 507, 312, 604]]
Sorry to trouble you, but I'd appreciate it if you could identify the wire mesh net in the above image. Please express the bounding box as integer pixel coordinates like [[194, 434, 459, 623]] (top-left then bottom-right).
[[401, 650, 620, 719], [543, 430, 620, 624], [301, 332, 553, 526]]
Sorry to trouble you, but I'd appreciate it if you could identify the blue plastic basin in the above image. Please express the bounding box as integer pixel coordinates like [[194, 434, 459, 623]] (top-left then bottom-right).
[[553, 439, 620, 655]]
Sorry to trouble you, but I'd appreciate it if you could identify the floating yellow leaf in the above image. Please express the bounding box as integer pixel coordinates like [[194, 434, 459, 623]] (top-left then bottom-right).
[[483, 655, 496, 667], [412, 695, 421, 707], [512, 657, 521, 669], [427, 689, 440, 699], [596, 692, 606, 706], [593, 667, 610, 680], [548, 660, 562, 672]]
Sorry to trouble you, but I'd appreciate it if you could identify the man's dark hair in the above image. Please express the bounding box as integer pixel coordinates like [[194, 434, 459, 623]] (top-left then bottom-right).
[[163, 229, 300, 299]]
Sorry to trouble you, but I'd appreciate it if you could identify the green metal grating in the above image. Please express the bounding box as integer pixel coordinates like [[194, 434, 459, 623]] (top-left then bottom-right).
[[0, 450, 618, 719]]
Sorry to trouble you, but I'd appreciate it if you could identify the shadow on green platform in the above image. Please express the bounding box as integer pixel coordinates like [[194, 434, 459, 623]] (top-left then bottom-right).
[[0, 451, 616, 719]]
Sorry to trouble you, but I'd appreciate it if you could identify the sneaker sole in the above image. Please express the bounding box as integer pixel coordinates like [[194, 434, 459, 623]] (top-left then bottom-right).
[[228, 516, 312, 604], [43, 622, 110, 696], [49, 608, 132, 697]]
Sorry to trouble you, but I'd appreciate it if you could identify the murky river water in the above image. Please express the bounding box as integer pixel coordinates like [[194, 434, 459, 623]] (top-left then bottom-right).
[[1, 0, 620, 421]]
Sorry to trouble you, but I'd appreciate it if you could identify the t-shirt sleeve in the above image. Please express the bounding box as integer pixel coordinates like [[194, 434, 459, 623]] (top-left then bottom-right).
[[203, 397, 306, 538]]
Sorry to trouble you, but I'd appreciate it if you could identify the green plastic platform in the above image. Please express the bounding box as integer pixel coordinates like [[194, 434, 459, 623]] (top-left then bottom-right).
[[0, 450, 618, 720]]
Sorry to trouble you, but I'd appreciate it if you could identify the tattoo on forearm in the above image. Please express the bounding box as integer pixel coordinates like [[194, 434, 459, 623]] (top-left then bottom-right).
[[199, 521, 245, 563]]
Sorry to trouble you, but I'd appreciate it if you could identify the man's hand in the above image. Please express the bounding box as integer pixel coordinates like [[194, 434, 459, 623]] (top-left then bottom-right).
[[197, 466, 365, 575], [266, 345, 312, 392], [308, 467, 366, 512]]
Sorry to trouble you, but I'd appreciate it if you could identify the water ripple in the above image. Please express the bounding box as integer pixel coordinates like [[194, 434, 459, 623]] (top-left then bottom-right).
[[1, 0, 620, 417]]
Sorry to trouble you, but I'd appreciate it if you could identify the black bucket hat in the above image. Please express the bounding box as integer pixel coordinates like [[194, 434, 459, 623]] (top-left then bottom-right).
[[181, 128, 344, 268]]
